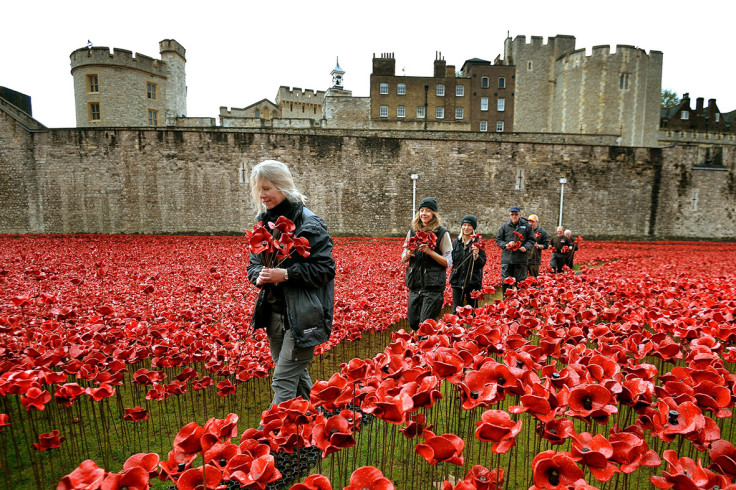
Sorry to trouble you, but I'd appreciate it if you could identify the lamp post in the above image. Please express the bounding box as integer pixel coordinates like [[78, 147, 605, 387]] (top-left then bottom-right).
[[558, 177, 567, 227], [411, 174, 419, 217]]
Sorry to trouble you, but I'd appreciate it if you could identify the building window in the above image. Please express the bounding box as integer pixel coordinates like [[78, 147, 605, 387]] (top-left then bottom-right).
[[527, 61, 533, 71], [417, 106, 426, 118], [619, 73, 629, 90], [147, 82, 157, 100], [379, 105, 388, 118], [681, 111, 689, 120], [397, 83, 406, 95], [397, 105, 405, 118], [436, 107, 444, 119], [480, 120, 488, 132], [87, 74, 99, 93], [496, 121, 505, 132], [480, 97, 488, 111], [88, 102, 100, 121], [456, 85, 464, 97], [497, 98, 505, 112], [498, 77, 506, 89], [481, 77, 489, 88], [691, 189, 699, 211], [455, 108, 464, 119], [148, 109, 158, 126], [255, 109, 260, 118], [715, 113, 720, 122], [379, 83, 389, 94], [436, 84, 445, 96]]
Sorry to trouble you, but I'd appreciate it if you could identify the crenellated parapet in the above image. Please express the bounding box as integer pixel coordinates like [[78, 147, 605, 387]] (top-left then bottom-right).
[[275, 86, 326, 105], [70, 46, 169, 77]]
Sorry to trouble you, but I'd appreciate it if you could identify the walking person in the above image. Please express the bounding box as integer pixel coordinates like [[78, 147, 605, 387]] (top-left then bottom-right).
[[246, 160, 335, 406], [449, 215, 486, 312], [549, 226, 572, 273], [526, 214, 550, 277], [495, 206, 534, 294], [401, 197, 452, 331]]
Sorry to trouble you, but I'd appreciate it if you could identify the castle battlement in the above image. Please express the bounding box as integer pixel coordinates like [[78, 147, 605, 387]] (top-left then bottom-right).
[[512, 34, 576, 48], [276, 86, 326, 104], [558, 44, 663, 64], [70, 46, 168, 77]]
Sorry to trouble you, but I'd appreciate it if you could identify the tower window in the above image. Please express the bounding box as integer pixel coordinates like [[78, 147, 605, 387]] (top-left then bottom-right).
[[87, 74, 99, 93], [147, 82, 157, 100], [88, 102, 100, 121], [619, 73, 630, 90], [527, 61, 533, 71], [148, 109, 158, 126]]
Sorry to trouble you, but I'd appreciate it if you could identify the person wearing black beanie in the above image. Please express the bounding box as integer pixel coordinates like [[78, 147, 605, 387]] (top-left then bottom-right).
[[450, 215, 486, 312], [400, 197, 452, 331]]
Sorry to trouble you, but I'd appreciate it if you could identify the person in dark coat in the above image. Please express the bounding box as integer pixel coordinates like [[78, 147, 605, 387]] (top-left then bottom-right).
[[246, 160, 335, 406], [564, 229, 578, 269], [549, 226, 571, 273], [526, 214, 550, 277], [449, 215, 486, 312], [401, 197, 452, 331], [495, 206, 534, 294]]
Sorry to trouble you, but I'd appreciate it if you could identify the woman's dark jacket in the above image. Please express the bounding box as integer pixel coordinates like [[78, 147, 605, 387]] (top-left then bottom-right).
[[247, 201, 335, 349], [404, 226, 448, 292], [527, 226, 550, 266], [495, 218, 535, 265], [449, 236, 486, 290]]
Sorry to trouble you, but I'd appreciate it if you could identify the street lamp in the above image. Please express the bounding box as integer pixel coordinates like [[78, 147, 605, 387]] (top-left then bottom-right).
[[410, 174, 419, 217], [558, 177, 567, 227]]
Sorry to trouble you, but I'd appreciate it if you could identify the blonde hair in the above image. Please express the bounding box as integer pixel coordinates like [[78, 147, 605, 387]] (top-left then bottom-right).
[[411, 210, 442, 232], [250, 160, 306, 215]]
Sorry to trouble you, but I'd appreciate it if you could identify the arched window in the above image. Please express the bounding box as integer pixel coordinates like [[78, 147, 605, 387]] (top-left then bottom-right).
[[255, 109, 260, 118]]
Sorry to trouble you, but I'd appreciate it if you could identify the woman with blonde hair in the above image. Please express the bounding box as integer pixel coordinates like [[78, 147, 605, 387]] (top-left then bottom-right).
[[246, 160, 335, 406], [401, 197, 452, 331]]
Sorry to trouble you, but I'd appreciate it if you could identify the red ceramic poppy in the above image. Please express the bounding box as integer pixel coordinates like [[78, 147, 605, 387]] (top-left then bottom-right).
[[123, 406, 149, 422], [87, 383, 116, 402], [474, 410, 522, 454], [563, 383, 618, 425], [216, 379, 236, 397], [57, 460, 106, 490], [650, 449, 730, 490], [344, 466, 394, 490], [290, 473, 333, 490], [173, 421, 205, 461], [176, 465, 223, 490], [227, 454, 282, 488], [415, 430, 465, 466], [33, 430, 65, 451], [203, 413, 239, 442], [531, 450, 584, 489], [608, 429, 661, 474], [293, 236, 311, 258], [536, 417, 575, 446], [247, 225, 275, 255], [312, 409, 360, 457], [570, 432, 620, 482], [709, 439, 736, 478], [100, 466, 150, 490], [53, 382, 86, 407], [462, 465, 504, 490], [123, 452, 160, 477], [21, 385, 52, 411]]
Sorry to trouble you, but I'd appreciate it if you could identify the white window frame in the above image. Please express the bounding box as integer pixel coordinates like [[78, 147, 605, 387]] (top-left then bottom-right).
[[417, 106, 426, 118], [379, 105, 388, 118], [681, 111, 689, 120], [498, 77, 506, 89], [496, 121, 505, 132], [397, 83, 406, 95], [481, 76, 489, 88], [455, 108, 464, 120], [436, 84, 445, 96], [456, 85, 464, 97], [480, 120, 488, 132], [379, 83, 389, 95], [436, 107, 444, 119], [397, 105, 405, 118], [480, 97, 488, 111], [497, 98, 505, 112]]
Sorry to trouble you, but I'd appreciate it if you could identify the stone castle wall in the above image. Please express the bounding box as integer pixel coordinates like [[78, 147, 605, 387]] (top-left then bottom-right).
[[1, 111, 734, 239]]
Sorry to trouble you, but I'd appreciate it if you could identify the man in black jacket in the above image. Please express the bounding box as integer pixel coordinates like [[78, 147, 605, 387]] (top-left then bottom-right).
[[495, 207, 535, 294]]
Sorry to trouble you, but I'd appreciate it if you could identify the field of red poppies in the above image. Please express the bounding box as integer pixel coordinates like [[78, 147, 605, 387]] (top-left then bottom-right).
[[1, 235, 735, 489]]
